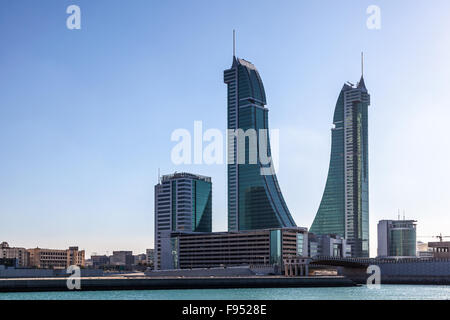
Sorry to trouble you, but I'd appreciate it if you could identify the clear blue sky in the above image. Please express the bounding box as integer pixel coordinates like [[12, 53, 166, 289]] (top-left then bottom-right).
[[1, 0, 450, 257]]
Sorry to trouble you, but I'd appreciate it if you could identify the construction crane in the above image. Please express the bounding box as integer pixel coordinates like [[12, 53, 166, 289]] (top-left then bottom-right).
[[435, 234, 450, 242], [417, 234, 450, 242]]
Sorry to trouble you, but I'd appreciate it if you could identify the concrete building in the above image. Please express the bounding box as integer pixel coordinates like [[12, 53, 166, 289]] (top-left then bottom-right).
[[28, 246, 85, 269], [1, 242, 29, 267], [110, 251, 134, 267], [154, 172, 212, 270], [91, 255, 110, 268], [283, 257, 311, 276], [378, 220, 417, 258], [308, 234, 351, 258], [428, 241, 450, 259], [159, 227, 308, 271]]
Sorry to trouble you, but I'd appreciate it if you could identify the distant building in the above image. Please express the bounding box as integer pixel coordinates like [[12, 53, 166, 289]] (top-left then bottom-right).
[[416, 241, 433, 258], [0, 258, 17, 267], [84, 258, 93, 268], [308, 238, 319, 258], [159, 227, 308, 270], [91, 255, 110, 268], [28, 246, 85, 269], [428, 241, 450, 259], [146, 249, 154, 266], [134, 253, 147, 265], [377, 220, 417, 258], [110, 251, 134, 267], [1, 242, 29, 267], [308, 234, 351, 258], [154, 172, 212, 270]]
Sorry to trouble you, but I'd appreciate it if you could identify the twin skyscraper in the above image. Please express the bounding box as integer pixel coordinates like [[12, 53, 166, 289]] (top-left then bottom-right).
[[224, 56, 297, 232], [224, 50, 370, 257], [155, 44, 371, 267], [310, 72, 370, 257]]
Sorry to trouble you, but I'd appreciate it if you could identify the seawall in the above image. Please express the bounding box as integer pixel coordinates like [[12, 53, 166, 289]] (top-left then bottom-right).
[[337, 259, 450, 285], [0, 276, 355, 292]]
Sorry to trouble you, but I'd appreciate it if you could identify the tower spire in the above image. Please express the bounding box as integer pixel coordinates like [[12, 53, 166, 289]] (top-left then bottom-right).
[[361, 52, 364, 77], [357, 52, 367, 90], [233, 29, 236, 57]]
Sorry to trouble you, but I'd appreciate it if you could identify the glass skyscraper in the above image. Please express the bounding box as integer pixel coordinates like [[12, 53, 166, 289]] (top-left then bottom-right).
[[154, 172, 212, 269], [224, 56, 296, 231], [310, 74, 370, 257]]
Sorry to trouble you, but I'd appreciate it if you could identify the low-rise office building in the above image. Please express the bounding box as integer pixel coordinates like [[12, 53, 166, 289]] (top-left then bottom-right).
[[1, 242, 29, 267], [378, 219, 417, 258], [428, 241, 450, 259], [91, 255, 110, 268], [308, 234, 351, 258], [110, 251, 134, 267], [28, 246, 85, 269], [160, 227, 308, 270]]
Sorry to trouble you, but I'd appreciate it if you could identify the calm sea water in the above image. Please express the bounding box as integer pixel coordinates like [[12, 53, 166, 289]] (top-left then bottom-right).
[[0, 285, 449, 300]]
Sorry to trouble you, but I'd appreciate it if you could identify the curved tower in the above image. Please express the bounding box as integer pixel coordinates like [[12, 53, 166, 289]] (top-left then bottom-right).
[[224, 56, 296, 231], [311, 74, 370, 258]]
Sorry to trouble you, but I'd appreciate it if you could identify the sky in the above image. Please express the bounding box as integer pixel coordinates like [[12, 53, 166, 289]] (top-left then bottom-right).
[[1, 0, 450, 258]]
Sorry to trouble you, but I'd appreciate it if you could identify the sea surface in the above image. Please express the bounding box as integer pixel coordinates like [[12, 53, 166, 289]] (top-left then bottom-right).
[[0, 285, 449, 300]]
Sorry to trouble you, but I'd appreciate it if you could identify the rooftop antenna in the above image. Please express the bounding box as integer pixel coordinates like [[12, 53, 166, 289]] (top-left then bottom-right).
[[233, 29, 236, 57], [158, 168, 161, 184], [397, 209, 400, 220], [403, 209, 406, 220]]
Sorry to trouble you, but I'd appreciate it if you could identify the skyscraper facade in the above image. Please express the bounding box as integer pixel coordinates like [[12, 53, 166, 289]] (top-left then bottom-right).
[[154, 172, 212, 269], [224, 56, 296, 232], [310, 74, 370, 257]]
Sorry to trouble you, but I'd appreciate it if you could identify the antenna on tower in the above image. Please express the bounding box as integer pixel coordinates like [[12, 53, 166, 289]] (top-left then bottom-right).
[[158, 168, 161, 184], [233, 29, 236, 57], [397, 209, 400, 220]]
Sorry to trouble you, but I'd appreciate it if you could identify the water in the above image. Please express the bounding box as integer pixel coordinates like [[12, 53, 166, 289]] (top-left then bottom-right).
[[0, 285, 449, 300]]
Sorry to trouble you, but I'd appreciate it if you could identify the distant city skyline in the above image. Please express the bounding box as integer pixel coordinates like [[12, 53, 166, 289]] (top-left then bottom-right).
[[1, 1, 450, 258]]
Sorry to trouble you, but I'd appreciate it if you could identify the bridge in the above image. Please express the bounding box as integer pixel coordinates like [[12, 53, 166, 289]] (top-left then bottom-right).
[[310, 256, 450, 285], [310, 256, 450, 268], [311, 256, 372, 268]]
